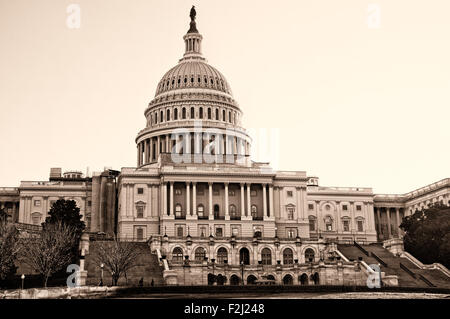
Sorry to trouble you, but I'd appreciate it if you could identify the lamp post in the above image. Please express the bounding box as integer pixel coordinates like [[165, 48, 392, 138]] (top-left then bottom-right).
[[100, 263, 104, 287], [240, 261, 244, 286], [211, 258, 215, 285], [21, 274, 25, 290]]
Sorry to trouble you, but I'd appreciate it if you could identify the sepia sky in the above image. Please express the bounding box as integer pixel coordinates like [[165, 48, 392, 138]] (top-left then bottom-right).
[[0, 0, 449, 194]]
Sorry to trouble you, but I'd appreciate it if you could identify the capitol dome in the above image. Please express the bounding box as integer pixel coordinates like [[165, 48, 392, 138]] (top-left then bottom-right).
[[155, 60, 232, 97], [135, 7, 252, 167]]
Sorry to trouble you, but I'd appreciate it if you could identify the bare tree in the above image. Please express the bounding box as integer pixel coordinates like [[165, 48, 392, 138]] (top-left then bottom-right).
[[19, 221, 78, 287], [94, 237, 142, 286], [0, 210, 20, 281]]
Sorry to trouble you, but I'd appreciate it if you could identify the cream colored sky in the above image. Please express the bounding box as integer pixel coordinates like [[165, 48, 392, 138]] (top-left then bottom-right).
[[0, 0, 449, 194]]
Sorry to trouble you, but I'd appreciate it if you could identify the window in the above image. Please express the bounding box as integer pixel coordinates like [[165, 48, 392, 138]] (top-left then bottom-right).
[[199, 225, 207, 237], [251, 205, 258, 217], [325, 216, 333, 231], [356, 205, 362, 211], [172, 247, 183, 263], [197, 204, 204, 217], [136, 228, 144, 240], [283, 248, 294, 265], [253, 226, 263, 238], [325, 204, 331, 211], [174, 108, 178, 120], [34, 200, 41, 207], [137, 188, 144, 194], [231, 226, 240, 237], [308, 204, 314, 210], [175, 204, 182, 217], [215, 227, 223, 238], [160, 110, 163, 122], [342, 205, 348, 211], [195, 247, 206, 262], [287, 207, 294, 220], [357, 220, 364, 232], [176, 226, 184, 237], [229, 204, 237, 217], [199, 107, 203, 119], [215, 109, 219, 120], [208, 108, 212, 119], [136, 205, 144, 218], [190, 107, 195, 119], [182, 107, 186, 119], [309, 216, 316, 231], [287, 228, 297, 239], [217, 247, 228, 264], [261, 248, 272, 265], [343, 220, 350, 232], [229, 111, 232, 123], [222, 109, 226, 121], [305, 249, 315, 262], [87, 200, 92, 207], [287, 191, 293, 197]]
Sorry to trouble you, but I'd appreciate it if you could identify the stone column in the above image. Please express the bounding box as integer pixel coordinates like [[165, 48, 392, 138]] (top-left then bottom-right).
[[208, 182, 213, 220], [262, 184, 267, 217], [137, 144, 140, 166], [170, 182, 174, 216], [395, 208, 400, 238], [224, 183, 229, 218], [167, 134, 170, 153], [186, 182, 191, 216], [386, 207, 392, 239], [144, 139, 149, 164], [246, 183, 251, 218], [157, 136, 160, 159], [376, 207, 382, 236], [147, 184, 152, 217], [240, 183, 246, 216], [192, 183, 197, 216], [163, 183, 167, 216], [149, 137, 153, 162], [269, 185, 274, 218]]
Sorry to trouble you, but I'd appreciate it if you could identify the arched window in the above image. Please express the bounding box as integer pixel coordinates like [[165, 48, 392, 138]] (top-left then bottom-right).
[[175, 204, 182, 217], [174, 108, 178, 120], [160, 110, 164, 122], [199, 107, 203, 119], [166, 109, 170, 121], [215, 108, 219, 120], [194, 247, 206, 262], [261, 248, 272, 265], [283, 248, 294, 265], [182, 107, 186, 119], [197, 204, 204, 217], [240, 248, 250, 265], [283, 274, 293, 285], [222, 109, 226, 122], [308, 215, 316, 231], [172, 247, 183, 263], [217, 247, 228, 264], [155, 112, 158, 124], [207, 108, 212, 119], [228, 111, 232, 123], [305, 248, 315, 262], [190, 107, 195, 119]]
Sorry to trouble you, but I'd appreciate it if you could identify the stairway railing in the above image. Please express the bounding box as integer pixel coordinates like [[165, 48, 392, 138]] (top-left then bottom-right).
[[371, 252, 388, 267], [417, 274, 436, 287], [400, 262, 416, 279], [353, 241, 370, 257]]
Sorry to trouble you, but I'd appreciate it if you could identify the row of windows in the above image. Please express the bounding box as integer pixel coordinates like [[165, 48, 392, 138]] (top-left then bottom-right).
[[172, 247, 316, 265], [308, 216, 365, 232], [136, 186, 257, 197], [149, 106, 239, 126], [31, 199, 91, 207], [158, 75, 227, 93], [307, 203, 363, 211]]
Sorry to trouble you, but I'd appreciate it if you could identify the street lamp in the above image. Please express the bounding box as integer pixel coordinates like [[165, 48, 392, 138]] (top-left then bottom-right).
[[100, 263, 104, 287], [21, 274, 25, 290], [240, 261, 244, 286]]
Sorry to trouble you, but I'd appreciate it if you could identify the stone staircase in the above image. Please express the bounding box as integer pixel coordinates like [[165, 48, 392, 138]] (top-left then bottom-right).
[[85, 241, 164, 287], [337, 243, 450, 288]]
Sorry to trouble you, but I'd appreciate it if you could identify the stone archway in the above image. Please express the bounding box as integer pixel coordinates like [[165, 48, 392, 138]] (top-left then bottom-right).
[[299, 273, 308, 285], [247, 275, 257, 285], [230, 275, 240, 285], [240, 247, 250, 265], [283, 274, 293, 285], [216, 274, 226, 286]]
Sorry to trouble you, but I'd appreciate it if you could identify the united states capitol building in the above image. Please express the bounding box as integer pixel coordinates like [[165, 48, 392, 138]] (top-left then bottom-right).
[[1, 8, 449, 287]]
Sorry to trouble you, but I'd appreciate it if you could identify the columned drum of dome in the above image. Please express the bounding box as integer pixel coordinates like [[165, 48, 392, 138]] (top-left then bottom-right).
[[135, 9, 252, 167]]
